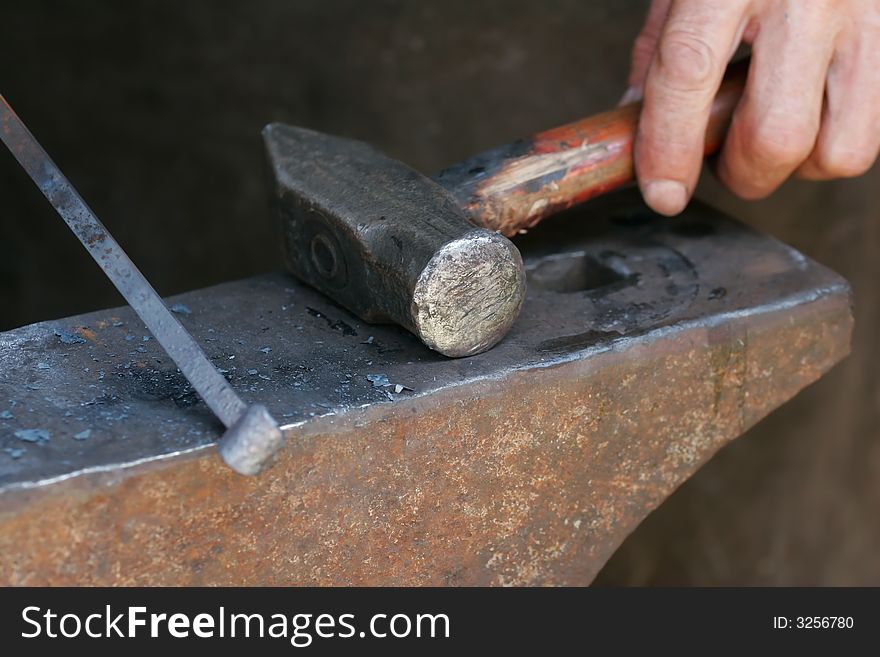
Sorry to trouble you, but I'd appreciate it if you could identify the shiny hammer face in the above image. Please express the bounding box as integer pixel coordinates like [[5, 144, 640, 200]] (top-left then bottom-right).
[[263, 124, 525, 358]]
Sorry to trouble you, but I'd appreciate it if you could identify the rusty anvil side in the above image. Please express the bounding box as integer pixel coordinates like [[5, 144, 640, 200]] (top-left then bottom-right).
[[0, 191, 852, 586]]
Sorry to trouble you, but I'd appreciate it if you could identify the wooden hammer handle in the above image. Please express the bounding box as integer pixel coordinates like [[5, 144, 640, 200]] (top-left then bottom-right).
[[435, 58, 749, 237]]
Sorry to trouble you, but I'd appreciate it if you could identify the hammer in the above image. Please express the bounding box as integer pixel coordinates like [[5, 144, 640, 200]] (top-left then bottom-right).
[[264, 59, 748, 358]]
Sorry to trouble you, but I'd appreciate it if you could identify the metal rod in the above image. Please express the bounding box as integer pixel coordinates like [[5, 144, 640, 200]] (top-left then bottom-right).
[[0, 94, 247, 429]]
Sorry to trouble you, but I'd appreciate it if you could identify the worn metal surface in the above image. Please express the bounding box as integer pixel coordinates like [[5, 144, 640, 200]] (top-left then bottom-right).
[[0, 95, 282, 476], [0, 192, 852, 585], [265, 123, 525, 358]]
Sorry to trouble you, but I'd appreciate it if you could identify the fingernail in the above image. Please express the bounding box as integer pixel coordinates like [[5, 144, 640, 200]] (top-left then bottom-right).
[[642, 180, 689, 216], [618, 86, 643, 106]]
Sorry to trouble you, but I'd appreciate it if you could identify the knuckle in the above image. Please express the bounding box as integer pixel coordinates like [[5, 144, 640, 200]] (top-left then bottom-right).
[[748, 116, 816, 167], [656, 30, 717, 91], [719, 158, 775, 200], [818, 146, 877, 178]]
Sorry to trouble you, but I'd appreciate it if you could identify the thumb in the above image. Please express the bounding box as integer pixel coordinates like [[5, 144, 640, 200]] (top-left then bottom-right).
[[622, 0, 673, 104]]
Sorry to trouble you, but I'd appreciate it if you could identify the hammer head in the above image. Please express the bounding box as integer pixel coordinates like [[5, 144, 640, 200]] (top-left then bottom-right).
[[263, 124, 525, 358]]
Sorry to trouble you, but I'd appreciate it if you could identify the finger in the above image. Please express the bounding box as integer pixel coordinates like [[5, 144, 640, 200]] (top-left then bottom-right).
[[798, 25, 880, 180], [635, 0, 751, 215], [622, 0, 673, 103], [717, 3, 836, 198]]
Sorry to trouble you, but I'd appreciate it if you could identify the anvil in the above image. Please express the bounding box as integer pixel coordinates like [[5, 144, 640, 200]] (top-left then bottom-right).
[[0, 191, 852, 585]]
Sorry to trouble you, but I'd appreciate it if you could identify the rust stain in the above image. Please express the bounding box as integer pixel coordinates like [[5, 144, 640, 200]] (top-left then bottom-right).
[[76, 326, 99, 343]]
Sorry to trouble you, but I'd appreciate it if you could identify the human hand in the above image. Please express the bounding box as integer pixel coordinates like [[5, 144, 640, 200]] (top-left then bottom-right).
[[625, 0, 880, 215]]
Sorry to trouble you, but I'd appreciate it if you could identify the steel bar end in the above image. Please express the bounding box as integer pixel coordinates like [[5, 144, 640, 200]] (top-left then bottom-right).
[[217, 404, 284, 476]]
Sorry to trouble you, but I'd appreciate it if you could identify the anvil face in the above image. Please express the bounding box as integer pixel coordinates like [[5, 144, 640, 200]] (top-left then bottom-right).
[[0, 190, 852, 585]]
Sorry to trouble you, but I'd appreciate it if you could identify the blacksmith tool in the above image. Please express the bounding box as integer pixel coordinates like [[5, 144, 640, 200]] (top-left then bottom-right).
[[265, 60, 748, 357], [0, 96, 282, 476]]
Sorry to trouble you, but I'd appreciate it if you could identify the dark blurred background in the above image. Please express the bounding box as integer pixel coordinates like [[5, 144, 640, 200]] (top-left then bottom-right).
[[1, 0, 877, 584]]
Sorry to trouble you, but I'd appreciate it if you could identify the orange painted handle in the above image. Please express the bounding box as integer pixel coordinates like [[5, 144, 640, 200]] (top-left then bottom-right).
[[434, 58, 749, 236]]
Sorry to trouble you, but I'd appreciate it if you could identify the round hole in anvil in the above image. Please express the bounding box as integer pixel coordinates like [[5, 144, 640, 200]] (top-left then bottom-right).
[[527, 253, 628, 294]]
